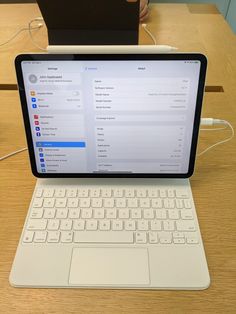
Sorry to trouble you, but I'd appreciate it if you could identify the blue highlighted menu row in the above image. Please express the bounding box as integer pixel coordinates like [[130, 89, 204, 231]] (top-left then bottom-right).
[[36, 141, 86, 148]]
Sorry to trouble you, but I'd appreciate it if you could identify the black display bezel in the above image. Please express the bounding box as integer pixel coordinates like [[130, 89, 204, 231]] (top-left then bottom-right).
[[15, 53, 207, 178]]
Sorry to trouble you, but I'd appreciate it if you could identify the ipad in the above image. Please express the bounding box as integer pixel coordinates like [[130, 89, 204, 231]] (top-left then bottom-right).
[[15, 53, 207, 178]]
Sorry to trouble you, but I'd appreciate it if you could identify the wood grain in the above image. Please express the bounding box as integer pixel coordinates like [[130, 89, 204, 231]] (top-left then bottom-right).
[[0, 4, 236, 314]]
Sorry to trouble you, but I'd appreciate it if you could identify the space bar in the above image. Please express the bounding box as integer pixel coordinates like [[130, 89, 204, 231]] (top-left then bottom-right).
[[74, 231, 134, 243]]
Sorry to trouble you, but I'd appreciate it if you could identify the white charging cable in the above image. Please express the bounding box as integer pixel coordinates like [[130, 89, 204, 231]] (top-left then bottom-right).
[[198, 118, 234, 156], [28, 17, 47, 51], [0, 17, 44, 48], [0, 147, 28, 161], [142, 23, 157, 45]]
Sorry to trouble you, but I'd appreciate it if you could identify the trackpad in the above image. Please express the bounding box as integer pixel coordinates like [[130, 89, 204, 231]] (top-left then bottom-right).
[[69, 247, 150, 286]]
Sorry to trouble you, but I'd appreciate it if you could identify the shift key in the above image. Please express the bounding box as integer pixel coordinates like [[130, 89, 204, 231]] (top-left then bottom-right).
[[176, 220, 195, 231], [27, 219, 47, 230]]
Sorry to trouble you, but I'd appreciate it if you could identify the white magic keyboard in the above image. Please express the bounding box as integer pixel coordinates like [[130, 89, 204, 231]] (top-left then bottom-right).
[[23, 187, 199, 245]]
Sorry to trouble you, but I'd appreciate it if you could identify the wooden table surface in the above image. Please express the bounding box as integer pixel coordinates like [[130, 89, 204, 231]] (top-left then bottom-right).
[[0, 3, 236, 314]]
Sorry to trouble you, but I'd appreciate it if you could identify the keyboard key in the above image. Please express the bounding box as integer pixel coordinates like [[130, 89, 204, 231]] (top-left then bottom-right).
[[151, 199, 162, 208], [47, 231, 60, 243], [68, 208, 80, 219], [112, 220, 123, 231], [168, 209, 179, 220], [99, 220, 110, 230], [23, 231, 34, 243], [47, 219, 60, 231], [143, 209, 154, 219], [164, 199, 175, 209], [160, 238, 172, 244], [173, 238, 185, 244], [186, 238, 199, 244], [54, 189, 66, 198], [78, 189, 89, 197], [90, 188, 100, 197], [104, 198, 115, 208], [124, 220, 136, 231], [181, 209, 194, 220], [101, 189, 112, 198], [43, 208, 56, 219], [175, 199, 184, 209], [127, 199, 138, 208], [34, 231, 47, 243], [35, 188, 43, 198], [113, 188, 123, 197], [173, 232, 184, 238], [159, 189, 167, 198], [185, 232, 198, 244], [43, 198, 55, 208], [131, 209, 142, 219], [73, 219, 85, 230], [158, 231, 172, 244], [60, 219, 72, 230], [148, 231, 158, 243], [106, 208, 117, 219], [43, 189, 54, 198], [150, 220, 162, 231], [125, 189, 135, 197], [81, 208, 92, 219], [86, 220, 98, 230], [176, 190, 189, 198], [136, 189, 147, 198], [27, 219, 47, 230], [167, 189, 175, 198], [66, 189, 77, 197], [137, 220, 148, 231], [140, 199, 150, 208], [61, 231, 73, 243], [176, 220, 195, 231], [55, 198, 67, 208], [67, 198, 79, 208], [30, 208, 43, 219], [135, 232, 147, 243], [32, 198, 43, 208], [93, 208, 105, 219], [91, 198, 102, 208], [156, 209, 167, 219], [184, 199, 192, 209], [118, 208, 129, 219], [116, 198, 126, 208], [74, 231, 133, 243], [163, 220, 175, 231], [56, 209, 68, 219], [148, 189, 158, 198], [80, 198, 90, 208]]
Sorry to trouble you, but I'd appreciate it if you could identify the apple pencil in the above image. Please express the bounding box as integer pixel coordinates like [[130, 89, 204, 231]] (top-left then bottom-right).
[[47, 45, 178, 54]]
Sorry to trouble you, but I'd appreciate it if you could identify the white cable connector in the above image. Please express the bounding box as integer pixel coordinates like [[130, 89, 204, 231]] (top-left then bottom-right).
[[142, 23, 157, 45], [200, 118, 226, 126], [33, 17, 43, 21], [198, 118, 234, 156]]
